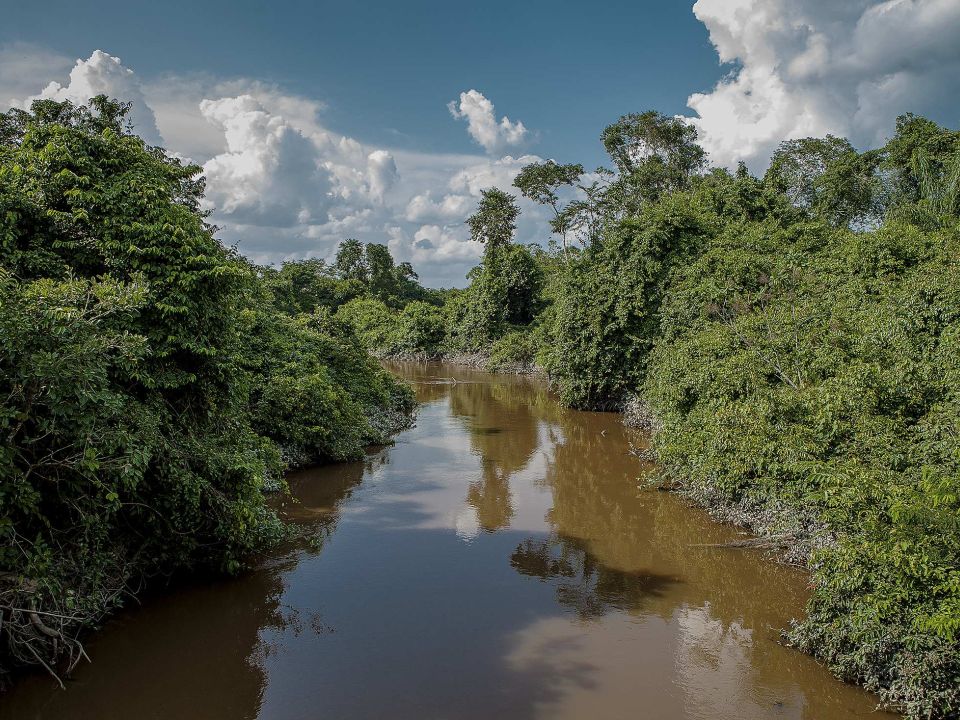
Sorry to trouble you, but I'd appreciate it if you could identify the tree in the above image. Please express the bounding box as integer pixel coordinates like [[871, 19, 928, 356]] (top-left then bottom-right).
[[365, 243, 398, 299], [514, 160, 585, 257], [466, 188, 520, 258], [333, 239, 369, 282], [326, 241, 426, 308], [600, 111, 706, 208], [911, 146, 960, 221], [451, 190, 543, 345], [500, 244, 543, 324], [395, 261, 418, 284], [882, 113, 960, 209], [391, 261, 426, 305], [765, 135, 878, 227], [0, 97, 413, 680], [0, 96, 284, 676], [262, 258, 365, 315]]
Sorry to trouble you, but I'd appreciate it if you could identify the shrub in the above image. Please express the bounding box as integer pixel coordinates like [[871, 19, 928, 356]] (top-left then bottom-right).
[[334, 296, 397, 350], [488, 328, 540, 371], [0, 98, 412, 681], [645, 218, 960, 716], [392, 301, 446, 356]]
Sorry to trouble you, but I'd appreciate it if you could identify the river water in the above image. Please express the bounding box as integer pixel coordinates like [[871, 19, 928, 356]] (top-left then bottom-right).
[[1, 362, 894, 720]]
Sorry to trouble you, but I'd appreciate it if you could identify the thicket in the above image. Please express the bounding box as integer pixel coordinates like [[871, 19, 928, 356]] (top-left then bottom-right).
[[337, 110, 960, 717], [335, 188, 549, 364], [0, 98, 412, 684], [639, 116, 959, 718], [647, 217, 960, 716], [9, 91, 955, 714]]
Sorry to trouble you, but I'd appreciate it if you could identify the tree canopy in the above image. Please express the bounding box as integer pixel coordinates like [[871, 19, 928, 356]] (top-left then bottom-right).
[[0, 97, 413, 682], [331, 107, 960, 719]]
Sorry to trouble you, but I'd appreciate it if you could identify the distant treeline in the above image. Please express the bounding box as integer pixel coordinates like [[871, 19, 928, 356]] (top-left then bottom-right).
[[332, 111, 960, 718], [0, 98, 413, 684]]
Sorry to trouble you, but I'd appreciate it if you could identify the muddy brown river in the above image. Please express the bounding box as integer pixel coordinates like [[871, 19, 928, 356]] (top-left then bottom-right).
[[2, 362, 895, 720]]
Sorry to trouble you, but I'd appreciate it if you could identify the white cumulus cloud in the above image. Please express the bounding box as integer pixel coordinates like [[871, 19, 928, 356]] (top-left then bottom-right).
[[366, 149, 399, 204], [20, 50, 163, 146], [199, 95, 334, 228], [3, 47, 550, 286], [686, 0, 960, 170], [449, 154, 541, 196], [412, 224, 482, 262], [448, 89, 529, 154], [404, 192, 475, 223], [385, 224, 483, 280]]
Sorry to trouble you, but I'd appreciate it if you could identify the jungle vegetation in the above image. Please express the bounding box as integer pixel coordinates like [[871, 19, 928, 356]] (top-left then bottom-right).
[[2, 94, 958, 718], [338, 110, 960, 718], [0, 98, 413, 685]]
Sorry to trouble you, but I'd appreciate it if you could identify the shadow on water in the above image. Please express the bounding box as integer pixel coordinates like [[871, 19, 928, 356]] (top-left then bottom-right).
[[0, 360, 898, 720], [0, 459, 369, 720], [510, 535, 679, 620]]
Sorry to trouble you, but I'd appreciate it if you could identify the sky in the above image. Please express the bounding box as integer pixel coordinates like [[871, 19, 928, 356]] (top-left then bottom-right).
[[2, 0, 959, 286]]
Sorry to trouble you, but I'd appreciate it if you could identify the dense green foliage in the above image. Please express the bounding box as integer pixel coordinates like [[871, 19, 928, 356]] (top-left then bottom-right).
[[337, 108, 960, 717], [4, 90, 957, 716], [335, 189, 546, 360], [646, 218, 960, 716], [0, 98, 412, 682], [337, 189, 545, 358]]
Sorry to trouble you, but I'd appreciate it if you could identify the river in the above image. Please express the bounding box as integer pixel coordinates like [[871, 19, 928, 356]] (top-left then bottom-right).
[[1, 362, 894, 720]]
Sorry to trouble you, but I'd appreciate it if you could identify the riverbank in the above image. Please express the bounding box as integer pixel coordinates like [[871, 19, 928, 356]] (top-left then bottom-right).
[[375, 349, 543, 378], [1, 361, 893, 720], [0, 102, 428, 691], [384, 355, 956, 718], [622, 393, 821, 567], [639, 368, 956, 719]]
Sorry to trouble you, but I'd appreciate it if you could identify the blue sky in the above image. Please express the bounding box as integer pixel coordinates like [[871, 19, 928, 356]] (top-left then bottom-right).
[[2, 1, 959, 285], [0, 0, 720, 167]]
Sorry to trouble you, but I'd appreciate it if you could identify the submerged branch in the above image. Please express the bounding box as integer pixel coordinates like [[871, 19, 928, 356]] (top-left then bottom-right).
[[691, 534, 797, 550]]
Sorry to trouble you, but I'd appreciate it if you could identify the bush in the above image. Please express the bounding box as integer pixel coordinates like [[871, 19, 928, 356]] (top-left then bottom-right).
[[0, 98, 412, 681], [542, 189, 715, 407], [488, 328, 541, 371], [392, 301, 446, 356], [245, 303, 413, 466], [645, 218, 960, 717], [334, 296, 397, 351]]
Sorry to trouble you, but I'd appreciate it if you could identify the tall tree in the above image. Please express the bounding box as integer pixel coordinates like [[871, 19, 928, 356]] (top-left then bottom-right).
[[467, 188, 520, 259], [365, 242, 398, 299], [882, 113, 960, 209], [765, 135, 878, 227], [457, 189, 542, 341], [601, 111, 706, 208], [514, 160, 584, 258], [333, 238, 368, 282]]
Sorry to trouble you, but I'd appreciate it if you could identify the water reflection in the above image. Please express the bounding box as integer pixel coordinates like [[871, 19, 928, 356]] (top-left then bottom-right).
[[0, 459, 368, 720], [449, 378, 542, 535], [467, 460, 515, 531], [1, 361, 896, 720], [393, 362, 894, 720], [511, 535, 677, 619]]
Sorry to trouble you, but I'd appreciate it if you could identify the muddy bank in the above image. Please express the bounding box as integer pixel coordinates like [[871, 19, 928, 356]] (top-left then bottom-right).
[[376, 349, 542, 377]]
